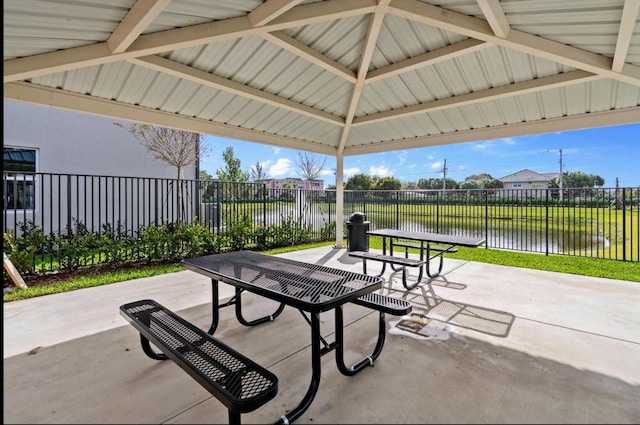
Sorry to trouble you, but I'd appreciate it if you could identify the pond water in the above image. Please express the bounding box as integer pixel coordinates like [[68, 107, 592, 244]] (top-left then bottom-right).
[[250, 206, 610, 255]]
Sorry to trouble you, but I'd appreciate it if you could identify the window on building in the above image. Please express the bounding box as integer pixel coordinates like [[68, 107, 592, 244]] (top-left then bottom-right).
[[3, 147, 37, 210]]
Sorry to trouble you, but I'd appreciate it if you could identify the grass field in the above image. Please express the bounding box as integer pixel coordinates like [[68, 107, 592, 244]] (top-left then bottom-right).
[[4, 240, 638, 302]]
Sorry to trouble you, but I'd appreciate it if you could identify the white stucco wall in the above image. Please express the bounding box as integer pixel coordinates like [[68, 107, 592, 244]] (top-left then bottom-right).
[[3, 99, 197, 179], [4, 100, 201, 237]]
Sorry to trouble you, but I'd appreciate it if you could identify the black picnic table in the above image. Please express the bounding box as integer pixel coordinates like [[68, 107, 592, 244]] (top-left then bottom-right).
[[360, 229, 486, 289], [181, 250, 388, 424]]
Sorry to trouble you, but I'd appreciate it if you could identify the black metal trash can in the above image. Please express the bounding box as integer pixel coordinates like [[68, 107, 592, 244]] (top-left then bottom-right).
[[347, 212, 370, 251]]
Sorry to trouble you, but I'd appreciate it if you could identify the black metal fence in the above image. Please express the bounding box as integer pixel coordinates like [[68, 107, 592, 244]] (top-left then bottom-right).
[[3, 172, 638, 262], [2, 173, 335, 241], [345, 187, 639, 262]]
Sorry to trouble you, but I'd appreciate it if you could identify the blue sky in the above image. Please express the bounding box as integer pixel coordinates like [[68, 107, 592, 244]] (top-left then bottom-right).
[[200, 123, 639, 188]]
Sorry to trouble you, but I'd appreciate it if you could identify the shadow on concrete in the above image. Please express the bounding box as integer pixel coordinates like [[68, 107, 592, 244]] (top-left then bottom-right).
[[3, 301, 639, 424]]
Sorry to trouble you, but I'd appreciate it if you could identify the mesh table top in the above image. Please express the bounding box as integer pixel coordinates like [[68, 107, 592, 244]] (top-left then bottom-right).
[[182, 251, 384, 312], [367, 229, 486, 247]]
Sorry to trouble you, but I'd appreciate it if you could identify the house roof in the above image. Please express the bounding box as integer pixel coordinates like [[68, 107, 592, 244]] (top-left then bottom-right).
[[499, 168, 556, 183], [4, 1, 640, 158]]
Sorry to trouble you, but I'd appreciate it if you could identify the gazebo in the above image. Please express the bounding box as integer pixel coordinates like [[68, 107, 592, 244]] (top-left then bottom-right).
[[4, 0, 640, 247]]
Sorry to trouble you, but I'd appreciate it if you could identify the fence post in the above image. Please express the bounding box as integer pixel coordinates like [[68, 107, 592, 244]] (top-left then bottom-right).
[[263, 184, 267, 227], [436, 192, 440, 233], [154, 179, 159, 226], [395, 191, 399, 230], [623, 188, 627, 261], [66, 175, 72, 238], [484, 190, 489, 249], [545, 189, 549, 256]]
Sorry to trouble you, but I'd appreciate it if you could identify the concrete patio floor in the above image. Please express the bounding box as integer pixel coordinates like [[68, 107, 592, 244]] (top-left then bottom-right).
[[4, 246, 640, 424]]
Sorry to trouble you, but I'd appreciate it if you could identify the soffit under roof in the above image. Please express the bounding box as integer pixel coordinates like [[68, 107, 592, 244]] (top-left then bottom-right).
[[4, 0, 640, 157]]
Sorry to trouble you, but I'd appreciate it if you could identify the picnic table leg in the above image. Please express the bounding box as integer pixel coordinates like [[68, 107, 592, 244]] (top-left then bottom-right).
[[400, 263, 424, 290], [389, 237, 404, 271], [334, 305, 385, 376], [234, 287, 286, 327], [361, 257, 388, 277], [140, 335, 169, 360], [274, 312, 323, 425], [136, 303, 169, 360], [425, 245, 445, 278], [207, 279, 222, 334], [207, 280, 285, 334], [395, 239, 425, 290]]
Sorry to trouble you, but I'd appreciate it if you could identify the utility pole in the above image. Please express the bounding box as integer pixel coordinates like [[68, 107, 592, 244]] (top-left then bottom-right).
[[442, 158, 447, 197], [558, 148, 563, 201]]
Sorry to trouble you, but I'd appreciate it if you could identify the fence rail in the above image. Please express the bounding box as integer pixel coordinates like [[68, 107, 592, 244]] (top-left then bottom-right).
[[345, 187, 639, 262], [4, 173, 638, 266]]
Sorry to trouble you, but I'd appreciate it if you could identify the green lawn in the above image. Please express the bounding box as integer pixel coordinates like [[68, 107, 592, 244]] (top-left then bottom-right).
[[4, 241, 638, 302]]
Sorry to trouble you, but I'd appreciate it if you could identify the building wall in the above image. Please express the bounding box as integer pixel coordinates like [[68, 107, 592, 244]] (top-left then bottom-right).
[[3, 99, 197, 179], [3, 100, 198, 236], [499, 169, 556, 199]]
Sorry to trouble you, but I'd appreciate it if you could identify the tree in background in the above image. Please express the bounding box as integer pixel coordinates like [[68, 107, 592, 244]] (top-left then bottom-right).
[[548, 171, 605, 200], [461, 173, 503, 189], [550, 171, 605, 188], [115, 123, 206, 221], [116, 123, 205, 179], [199, 170, 219, 203], [200, 170, 214, 181], [417, 177, 458, 190], [216, 146, 246, 182], [295, 152, 327, 183], [372, 176, 402, 191], [345, 174, 373, 190], [248, 160, 268, 182], [417, 178, 439, 189], [216, 146, 246, 205], [247, 160, 268, 200]]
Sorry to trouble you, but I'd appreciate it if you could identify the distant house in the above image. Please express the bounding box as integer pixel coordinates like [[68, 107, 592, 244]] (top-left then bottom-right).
[[499, 169, 559, 199], [3, 100, 198, 236], [260, 177, 324, 190]]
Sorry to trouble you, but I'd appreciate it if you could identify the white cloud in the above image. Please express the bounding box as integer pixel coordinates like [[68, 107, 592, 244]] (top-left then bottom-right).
[[397, 150, 408, 165], [472, 141, 496, 150], [344, 167, 360, 177], [268, 158, 293, 177], [458, 165, 466, 170], [430, 161, 442, 170], [369, 165, 392, 177], [319, 168, 334, 176], [471, 138, 515, 150], [272, 147, 281, 154]]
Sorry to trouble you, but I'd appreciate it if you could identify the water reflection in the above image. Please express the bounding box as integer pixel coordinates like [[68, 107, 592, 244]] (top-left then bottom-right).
[[253, 207, 610, 255]]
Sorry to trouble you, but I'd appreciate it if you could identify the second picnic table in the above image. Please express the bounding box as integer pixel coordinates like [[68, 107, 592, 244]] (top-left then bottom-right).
[[349, 228, 486, 290]]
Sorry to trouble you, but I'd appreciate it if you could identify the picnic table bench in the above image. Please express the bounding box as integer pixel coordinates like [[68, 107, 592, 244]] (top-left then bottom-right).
[[120, 292, 410, 424], [120, 299, 278, 425]]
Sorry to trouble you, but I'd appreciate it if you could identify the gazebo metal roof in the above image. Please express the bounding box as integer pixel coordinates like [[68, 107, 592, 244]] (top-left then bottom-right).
[[4, 0, 640, 158], [4, 1, 640, 247]]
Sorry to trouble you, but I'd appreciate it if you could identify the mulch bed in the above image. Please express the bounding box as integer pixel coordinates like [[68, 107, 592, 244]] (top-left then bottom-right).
[[3, 262, 164, 289]]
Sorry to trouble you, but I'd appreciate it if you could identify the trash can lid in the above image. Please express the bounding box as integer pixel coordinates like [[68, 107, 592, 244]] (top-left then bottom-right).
[[348, 212, 366, 223]]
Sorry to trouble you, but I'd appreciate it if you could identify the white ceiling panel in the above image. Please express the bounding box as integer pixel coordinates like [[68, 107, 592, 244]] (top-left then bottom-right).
[[4, 0, 639, 157]]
